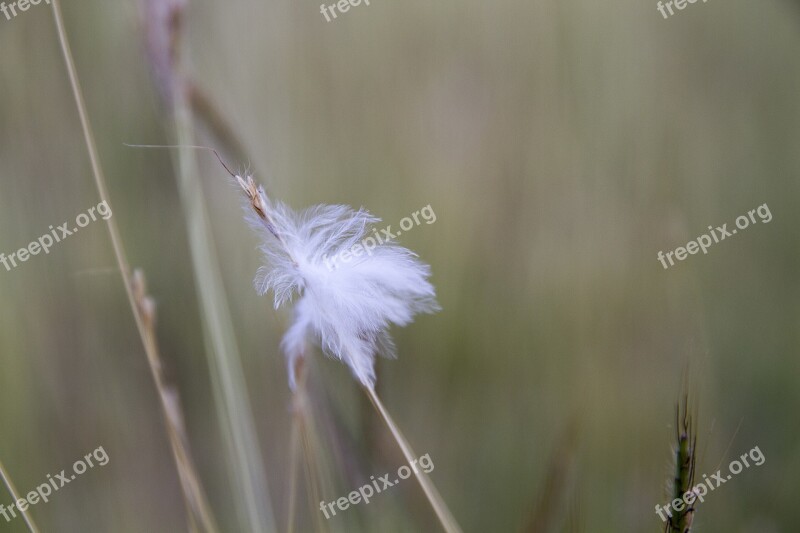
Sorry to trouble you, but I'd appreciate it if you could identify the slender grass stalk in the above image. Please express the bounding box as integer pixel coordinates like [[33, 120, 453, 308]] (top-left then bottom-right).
[[172, 66, 277, 533], [299, 414, 328, 533], [138, 3, 278, 527], [0, 459, 39, 533], [364, 387, 462, 533], [286, 356, 306, 533], [287, 411, 300, 533], [134, 0, 278, 529], [50, 0, 140, 332], [132, 271, 219, 532], [50, 3, 219, 530], [287, 356, 332, 533]]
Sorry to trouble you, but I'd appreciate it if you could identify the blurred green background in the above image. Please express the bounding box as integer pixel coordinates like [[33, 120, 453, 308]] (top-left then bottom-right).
[[0, 0, 799, 531]]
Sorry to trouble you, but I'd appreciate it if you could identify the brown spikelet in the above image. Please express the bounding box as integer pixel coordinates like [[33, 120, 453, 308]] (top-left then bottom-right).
[[235, 175, 298, 264], [236, 175, 269, 221]]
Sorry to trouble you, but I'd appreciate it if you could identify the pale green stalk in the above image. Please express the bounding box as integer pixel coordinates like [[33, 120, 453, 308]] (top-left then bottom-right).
[[172, 79, 276, 532]]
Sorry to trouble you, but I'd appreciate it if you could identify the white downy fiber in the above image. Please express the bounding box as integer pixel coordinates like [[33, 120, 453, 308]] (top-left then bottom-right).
[[241, 178, 439, 389]]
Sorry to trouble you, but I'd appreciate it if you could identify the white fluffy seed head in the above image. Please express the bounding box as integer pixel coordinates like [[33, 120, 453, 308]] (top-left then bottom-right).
[[240, 177, 439, 389]]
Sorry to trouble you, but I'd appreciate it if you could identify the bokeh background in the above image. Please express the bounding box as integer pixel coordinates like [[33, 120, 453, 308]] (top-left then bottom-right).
[[0, 0, 799, 531]]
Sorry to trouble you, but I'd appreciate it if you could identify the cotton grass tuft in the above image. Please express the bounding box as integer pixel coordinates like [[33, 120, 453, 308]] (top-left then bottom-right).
[[237, 175, 439, 389]]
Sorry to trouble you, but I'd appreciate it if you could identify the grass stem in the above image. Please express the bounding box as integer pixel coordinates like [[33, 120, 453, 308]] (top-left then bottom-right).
[[364, 386, 462, 533], [50, 3, 219, 530], [173, 64, 277, 533], [0, 459, 39, 533]]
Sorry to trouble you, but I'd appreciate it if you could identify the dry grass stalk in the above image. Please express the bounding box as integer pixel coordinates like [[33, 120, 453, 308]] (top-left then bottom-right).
[[286, 354, 306, 533], [298, 411, 329, 533], [132, 271, 219, 532], [364, 387, 462, 533], [286, 351, 318, 533], [0, 459, 39, 533], [50, 2, 221, 530], [287, 351, 336, 533]]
